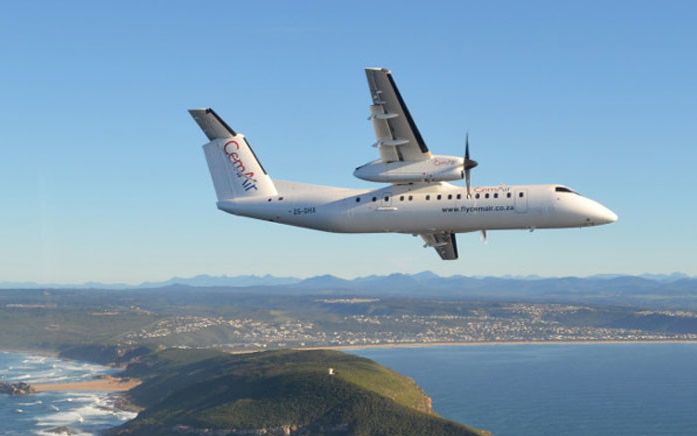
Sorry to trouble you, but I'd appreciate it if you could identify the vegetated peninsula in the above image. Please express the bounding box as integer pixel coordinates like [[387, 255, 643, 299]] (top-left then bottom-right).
[[106, 348, 488, 436]]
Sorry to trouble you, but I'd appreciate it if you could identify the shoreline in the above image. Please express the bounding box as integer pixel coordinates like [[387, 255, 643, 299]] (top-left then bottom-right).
[[1, 349, 141, 395], [297, 339, 697, 352]]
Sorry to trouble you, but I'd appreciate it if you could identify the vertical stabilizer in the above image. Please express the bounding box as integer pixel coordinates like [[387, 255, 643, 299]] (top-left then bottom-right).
[[189, 108, 277, 201]]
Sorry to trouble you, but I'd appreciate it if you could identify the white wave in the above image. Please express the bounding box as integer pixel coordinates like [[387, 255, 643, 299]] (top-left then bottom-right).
[[34, 428, 92, 436], [17, 400, 43, 406], [52, 397, 75, 404], [2, 352, 132, 435], [34, 410, 87, 427], [36, 402, 135, 428], [30, 375, 69, 384], [21, 356, 47, 364]]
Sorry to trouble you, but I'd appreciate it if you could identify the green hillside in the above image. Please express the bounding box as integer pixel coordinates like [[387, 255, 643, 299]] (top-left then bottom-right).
[[108, 349, 489, 435]]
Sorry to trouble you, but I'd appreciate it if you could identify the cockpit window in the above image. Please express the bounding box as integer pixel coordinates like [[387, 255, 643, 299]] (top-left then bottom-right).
[[555, 186, 579, 194]]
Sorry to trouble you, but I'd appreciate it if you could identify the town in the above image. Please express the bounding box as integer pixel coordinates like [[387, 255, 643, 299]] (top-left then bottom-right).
[[117, 302, 697, 351]]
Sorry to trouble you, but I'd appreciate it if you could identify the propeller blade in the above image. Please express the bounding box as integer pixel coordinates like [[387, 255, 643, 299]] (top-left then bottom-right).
[[464, 132, 478, 198], [466, 168, 472, 198], [465, 133, 470, 159]]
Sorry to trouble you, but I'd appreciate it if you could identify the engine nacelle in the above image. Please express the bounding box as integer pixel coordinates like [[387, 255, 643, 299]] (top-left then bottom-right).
[[354, 155, 465, 183]]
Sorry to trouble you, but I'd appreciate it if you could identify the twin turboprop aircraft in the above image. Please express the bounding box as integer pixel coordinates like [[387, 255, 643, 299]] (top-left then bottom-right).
[[190, 68, 617, 260]]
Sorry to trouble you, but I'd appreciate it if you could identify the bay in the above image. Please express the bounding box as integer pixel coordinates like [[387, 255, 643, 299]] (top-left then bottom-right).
[[353, 343, 697, 436]]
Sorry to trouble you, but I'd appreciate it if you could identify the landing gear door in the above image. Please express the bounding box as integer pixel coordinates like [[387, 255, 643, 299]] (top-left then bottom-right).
[[514, 189, 528, 213]]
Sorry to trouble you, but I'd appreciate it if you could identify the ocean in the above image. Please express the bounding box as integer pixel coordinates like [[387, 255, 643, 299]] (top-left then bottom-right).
[[0, 351, 136, 436], [3, 344, 697, 435], [353, 343, 697, 436]]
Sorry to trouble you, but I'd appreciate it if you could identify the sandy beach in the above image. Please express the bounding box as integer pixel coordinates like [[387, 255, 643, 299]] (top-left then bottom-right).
[[32, 375, 140, 392]]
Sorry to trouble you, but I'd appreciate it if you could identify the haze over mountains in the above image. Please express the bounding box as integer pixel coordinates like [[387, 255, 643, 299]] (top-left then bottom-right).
[[1, 271, 693, 294]]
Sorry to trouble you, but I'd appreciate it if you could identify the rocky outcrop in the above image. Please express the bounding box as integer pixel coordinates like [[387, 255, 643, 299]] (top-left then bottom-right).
[[170, 424, 300, 435], [0, 381, 35, 395]]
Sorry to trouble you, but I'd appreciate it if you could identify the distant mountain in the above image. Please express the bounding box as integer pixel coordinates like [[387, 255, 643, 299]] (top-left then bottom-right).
[[0, 280, 133, 290], [638, 272, 691, 282], [0, 274, 300, 290], [137, 274, 301, 288], [589, 272, 690, 282], [290, 274, 353, 290], [2, 272, 696, 306]]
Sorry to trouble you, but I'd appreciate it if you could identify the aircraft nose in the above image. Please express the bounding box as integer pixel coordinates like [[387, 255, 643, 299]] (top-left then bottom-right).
[[588, 201, 618, 225]]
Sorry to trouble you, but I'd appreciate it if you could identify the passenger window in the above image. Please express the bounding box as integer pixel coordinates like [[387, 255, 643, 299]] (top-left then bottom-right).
[[507, 192, 511, 198], [372, 197, 377, 202], [408, 195, 413, 201], [400, 195, 404, 201], [384, 196, 389, 202], [426, 195, 430, 200], [448, 194, 453, 200], [456, 194, 461, 200], [485, 193, 490, 199], [494, 193, 498, 199], [279, 197, 284, 201], [437, 194, 442, 200], [475, 193, 480, 199], [519, 192, 524, 198], [355, 197, 360, 203]]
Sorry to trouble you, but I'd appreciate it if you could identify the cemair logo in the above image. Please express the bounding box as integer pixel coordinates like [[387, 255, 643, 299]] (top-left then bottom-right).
[[223, 140, 258, 192], [431, 157, 457, 166], [473, 185, 511, 193]]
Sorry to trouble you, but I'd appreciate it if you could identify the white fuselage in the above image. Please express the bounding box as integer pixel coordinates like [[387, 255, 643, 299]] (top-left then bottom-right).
[[217, 181, 618, 234], [190, 68, 619, 259]]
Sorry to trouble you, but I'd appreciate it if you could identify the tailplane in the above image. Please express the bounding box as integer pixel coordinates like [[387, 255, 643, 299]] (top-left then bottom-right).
[[189, 108, 277, 201]]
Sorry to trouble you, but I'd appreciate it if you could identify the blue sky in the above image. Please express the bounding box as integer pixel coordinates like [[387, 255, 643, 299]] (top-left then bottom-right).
[[1, 1, 695, 283]]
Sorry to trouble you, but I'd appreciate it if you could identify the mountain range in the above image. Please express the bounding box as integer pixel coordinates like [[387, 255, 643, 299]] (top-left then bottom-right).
[[2, 272, 695, 301], [0, 271, 692, 290]]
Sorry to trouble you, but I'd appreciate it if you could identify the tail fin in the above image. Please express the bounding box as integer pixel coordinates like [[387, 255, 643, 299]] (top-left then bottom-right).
[[189, 108, 277, 201]]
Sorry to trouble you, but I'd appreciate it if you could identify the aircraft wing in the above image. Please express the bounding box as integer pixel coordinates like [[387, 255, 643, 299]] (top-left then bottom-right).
[[366, 68, 432, 163], [420, 232, 458, 260]]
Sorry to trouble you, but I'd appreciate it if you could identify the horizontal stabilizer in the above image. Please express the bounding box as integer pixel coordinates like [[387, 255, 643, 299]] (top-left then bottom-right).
[[189, 108, 238, 141]]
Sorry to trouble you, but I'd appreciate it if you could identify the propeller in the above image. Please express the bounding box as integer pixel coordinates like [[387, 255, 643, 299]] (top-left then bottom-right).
[[464, 133, 479, 198]]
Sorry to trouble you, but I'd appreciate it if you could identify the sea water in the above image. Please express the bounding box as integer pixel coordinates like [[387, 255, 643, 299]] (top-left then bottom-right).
[[353, 343, 697, 436], [0, 351, 136, 435], [5, 344, 697, 435]]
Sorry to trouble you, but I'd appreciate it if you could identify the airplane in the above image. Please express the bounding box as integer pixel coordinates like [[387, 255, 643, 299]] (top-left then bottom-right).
[[189, 67, 617, 260]]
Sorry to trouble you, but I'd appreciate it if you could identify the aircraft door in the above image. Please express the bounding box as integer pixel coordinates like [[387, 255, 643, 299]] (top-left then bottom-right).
[[514, 189, 528, 213]]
